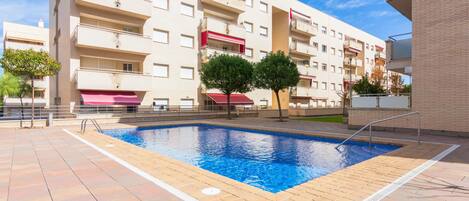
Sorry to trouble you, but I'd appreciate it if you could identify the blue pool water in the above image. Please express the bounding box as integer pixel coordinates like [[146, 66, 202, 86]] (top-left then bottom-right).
[[103, 124, 399, 193]]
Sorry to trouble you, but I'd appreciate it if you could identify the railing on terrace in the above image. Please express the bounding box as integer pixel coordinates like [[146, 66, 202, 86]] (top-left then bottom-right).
[[0, 105, 262, 121], [352, 94, 411, 109]]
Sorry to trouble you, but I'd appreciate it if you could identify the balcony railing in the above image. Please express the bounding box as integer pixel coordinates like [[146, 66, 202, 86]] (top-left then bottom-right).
[[352, 94, 411, 109], [74, 24, 152, 55], [344, 57, 363, 67], [343, 73, 362, 82], [201, 47, 245, 63], [76, 68, 152, 92], [202, 17, 245, 39], [344, 40, 362, 52], [290, 40, 316, 57], [75, 0, 152, 19], [375, 51, 386, 60], [386, 33, 412, 75], [291, 19, 317, 36], [201, 0, 245, 14]]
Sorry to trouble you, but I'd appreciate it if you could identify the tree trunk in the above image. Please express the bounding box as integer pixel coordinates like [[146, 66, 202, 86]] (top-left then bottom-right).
[[275, 90, 284, 122], [19, 96, 24, 128], [31, 78, 35, 128], [227, 93, 231, 120]]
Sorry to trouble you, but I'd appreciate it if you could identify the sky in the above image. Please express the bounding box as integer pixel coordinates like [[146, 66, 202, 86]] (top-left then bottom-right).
[[0, 0, 412, 79]]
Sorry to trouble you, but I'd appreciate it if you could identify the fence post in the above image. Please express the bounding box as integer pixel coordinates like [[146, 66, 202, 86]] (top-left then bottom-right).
[[47, 112, 53, 127]]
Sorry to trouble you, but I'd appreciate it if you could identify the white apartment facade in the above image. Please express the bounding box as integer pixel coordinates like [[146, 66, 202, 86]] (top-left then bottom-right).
[[49, 0, 385, 109], [2, 21, 50, 108]]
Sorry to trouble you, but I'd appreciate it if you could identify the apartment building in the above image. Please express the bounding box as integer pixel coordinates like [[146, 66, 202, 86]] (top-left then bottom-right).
[[49, 0, 385, 110], [2, 21, 50, 108], [349, 0, 469, 135]]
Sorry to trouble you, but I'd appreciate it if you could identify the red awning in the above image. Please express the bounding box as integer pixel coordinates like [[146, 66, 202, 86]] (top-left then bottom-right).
[[206, 93, 254, 105], [300, 74, 316, 80], [80, 90, 141, 106], [206, 31, 245, 45]]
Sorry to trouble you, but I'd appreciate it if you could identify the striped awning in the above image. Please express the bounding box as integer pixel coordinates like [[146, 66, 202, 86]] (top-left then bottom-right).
[[206, 31, 245, 45]]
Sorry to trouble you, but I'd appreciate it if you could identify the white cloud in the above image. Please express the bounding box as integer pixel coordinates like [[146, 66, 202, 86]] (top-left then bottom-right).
[[368, 10, 397, 17], [324, 0, 379, 10]]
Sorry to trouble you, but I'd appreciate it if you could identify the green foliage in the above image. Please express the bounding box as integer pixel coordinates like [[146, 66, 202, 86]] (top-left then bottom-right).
[[254, 51, 299, 121], [200, 54, 254, 94], [0, 73, 21, 103], [402, 84, 412, 94], [253, 51, 300, 92], [299, 115, 344, 124], [352, 76, 385, 95], [0, 49, 61, 79]]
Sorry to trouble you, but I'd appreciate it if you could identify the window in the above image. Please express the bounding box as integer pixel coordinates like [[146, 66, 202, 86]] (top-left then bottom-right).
[[321, 82, 327, 90], [260, 1, 268, 13], [331, 65, 336, 73], [338, 50, 343, 57], [321, 63, 327, 71], [180, 3, 194, 17], [153, 0, 168, 9], [338, 32, 343, 40], [331, 83, 336, 91], [366, 43, 370, 49], [331, 47, 336, 55], [331, 30, 336, 37], [153, 99, 169, 111], [245, 48, 253, 57], [313, 42, 319, 49], [153, 64, 168, 77], [312, 81, 319, 89], [260, 100, 268, 109], [260, 51, 268, 59], [322, 45, 327, 53], [338, 84, 343, 90], [123, 63, 133, 72], [260, 26, 268, 37], [366, 58, 370, 64], [244, 22, 253, 33], [313, 23, 319, 30], [153, 29, 168, 44], [331, 101, 336, 107], [180, 35, 194, 48], [180, 99, 194, 109], [338, 67, 343, 74], [245, 0, 253, 7], [338, 101, 342, 107], [180, 67, 194, 79], [321, 26, 327, 34], [312, 62, 319, 69]]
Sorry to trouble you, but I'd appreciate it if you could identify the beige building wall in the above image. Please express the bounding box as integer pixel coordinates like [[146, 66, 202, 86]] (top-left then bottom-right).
[[412, 0, 469, 133], [2, 21, 50, 107], [50, 0, 386, 109]]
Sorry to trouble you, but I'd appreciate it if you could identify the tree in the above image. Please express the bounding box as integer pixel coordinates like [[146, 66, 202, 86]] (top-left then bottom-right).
[[402, 84, 412, 94], [0, 49, 61, 127], [200, 54, 253, 119], [390, 73, 404, 95], [352, 76, 385, 95], [0, 72, 20, 106], [370, 67, 385, 87], [254, 51, 299, 122]]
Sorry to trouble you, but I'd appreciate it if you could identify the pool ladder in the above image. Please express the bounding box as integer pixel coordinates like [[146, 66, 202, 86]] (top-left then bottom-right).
[[336, 112, 421, 150], [80, 119, 104, 134]]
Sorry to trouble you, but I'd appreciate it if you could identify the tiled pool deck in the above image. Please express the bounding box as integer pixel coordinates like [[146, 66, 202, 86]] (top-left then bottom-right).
[[1, 118, 468, 201]]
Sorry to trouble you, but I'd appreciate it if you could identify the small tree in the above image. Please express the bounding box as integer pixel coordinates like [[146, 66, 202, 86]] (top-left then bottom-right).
[[353, 76, 385, 95], [254, 51, 299, 122], [370, 67, 385, 87], [0, 49, 61, 127], [0, 72, 20, 106], [390, 73, 404, 95], [200, 54, 253, 119]]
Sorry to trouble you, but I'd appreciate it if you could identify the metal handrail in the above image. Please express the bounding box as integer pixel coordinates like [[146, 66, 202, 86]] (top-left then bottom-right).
[[80, 119, 103, 134], [336, 112, 421, 149]]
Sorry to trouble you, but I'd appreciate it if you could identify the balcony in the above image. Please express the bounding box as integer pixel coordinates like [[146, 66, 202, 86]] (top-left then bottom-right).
[[343, 73, 362, 82], [387, 0, 412, 20], [76, 68, 152, 92], [202, 17, 245, 39], [344, 40, 362, 53], [386, 33, 412, 75], [375, 51, 386, 60], [291, 19, 317, 36], [33, 79, 48, 89], [74, 24, 152, 55], [290, 40, 316, 57], [201, 47, 245, 63], [344, 57, 363, 67], [75, 0, 152, 19], [201, 0, 245, 14]]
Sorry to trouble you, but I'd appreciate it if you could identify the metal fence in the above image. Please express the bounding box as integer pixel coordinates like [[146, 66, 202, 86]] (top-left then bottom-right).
[[0, 105, 261, 121]]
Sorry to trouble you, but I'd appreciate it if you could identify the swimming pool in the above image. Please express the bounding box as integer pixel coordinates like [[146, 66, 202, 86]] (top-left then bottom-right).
[[103, 124, 400, 193]]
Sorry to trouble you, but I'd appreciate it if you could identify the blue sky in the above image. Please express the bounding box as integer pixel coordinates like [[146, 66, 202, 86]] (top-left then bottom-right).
[[0, 0, 411, 77]]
